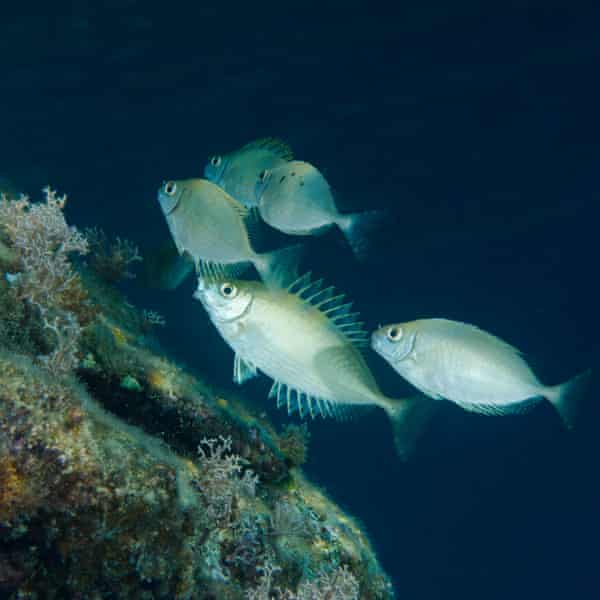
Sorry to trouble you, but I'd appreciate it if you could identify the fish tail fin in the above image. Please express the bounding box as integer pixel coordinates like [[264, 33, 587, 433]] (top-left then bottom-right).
[[544, 368, 592, 429], [337, 210, 385, 261], [254, 243, 304, 289], [383, 395, 438, 461], [143, 242, 194, 290]]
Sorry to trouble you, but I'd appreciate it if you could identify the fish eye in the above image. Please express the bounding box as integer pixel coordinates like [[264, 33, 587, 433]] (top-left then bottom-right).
[[220, 282, 238, 298], [210, 155, 222, 167], [164, 181, 177, 196], [386, 326, 403, 342], [258, 169, 271, 183]]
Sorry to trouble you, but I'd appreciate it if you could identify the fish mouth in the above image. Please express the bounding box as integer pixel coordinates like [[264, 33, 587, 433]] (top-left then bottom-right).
[[370, 328, 388, 351], [158, 187, 189, 216], [158, 192, 179, 216], [370, 330, 381, 350]]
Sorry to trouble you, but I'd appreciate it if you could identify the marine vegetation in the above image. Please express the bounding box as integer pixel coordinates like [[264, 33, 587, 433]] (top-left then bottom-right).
[[0, 186, 394, 598]]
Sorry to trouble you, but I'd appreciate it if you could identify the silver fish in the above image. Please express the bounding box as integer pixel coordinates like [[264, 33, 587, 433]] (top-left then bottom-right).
[[371, 318, 591, 428], [254, 160, 382, 259], [204, 138, 293, 208], [157, 178, 298, 287], [194, 271, 436, 458]]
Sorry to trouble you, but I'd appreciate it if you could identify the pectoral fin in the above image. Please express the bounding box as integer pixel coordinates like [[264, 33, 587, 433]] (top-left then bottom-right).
[[233, 354, 258, 384]]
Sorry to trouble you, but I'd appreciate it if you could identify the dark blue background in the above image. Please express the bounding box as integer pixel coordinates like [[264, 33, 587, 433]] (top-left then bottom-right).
[[2, 2, 599, 598]]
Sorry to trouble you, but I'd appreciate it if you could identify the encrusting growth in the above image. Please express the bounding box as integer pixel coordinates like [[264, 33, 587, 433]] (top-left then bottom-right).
[[0, 187, 92, 373]]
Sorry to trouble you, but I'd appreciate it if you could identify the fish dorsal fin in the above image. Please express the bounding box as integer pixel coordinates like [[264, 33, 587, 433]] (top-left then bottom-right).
[[243, 207, 263, 250], [229, 197, 250, 220], [286, 272, 369, 347], [268, 381, 344, 420], [233, 354, 258, 384], [242, 137, 293, 161], [197, 260, 249, 282]]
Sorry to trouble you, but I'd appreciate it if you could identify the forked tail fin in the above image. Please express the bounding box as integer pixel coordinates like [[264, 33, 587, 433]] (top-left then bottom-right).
[[383, 395, 439, 460], [544, 368, 592, 429], [337, 210, 386, 261], [254, 243, 304, 289]]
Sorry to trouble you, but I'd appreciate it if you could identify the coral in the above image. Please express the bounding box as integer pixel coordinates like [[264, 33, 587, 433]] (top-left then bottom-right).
[[294, 565, 360, 599], [246, 561, 360, 600], [85, 226, 142, 282], [277, 424, 310, 467], [245, 559, 282, 600], [269, 499, 316, 543], [142, 308, 167, 330], [0, 187, 94, 373], [195, 435, 259, 526]]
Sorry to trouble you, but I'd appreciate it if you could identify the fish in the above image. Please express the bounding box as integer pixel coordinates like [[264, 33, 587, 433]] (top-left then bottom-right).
[[193, 271, 437, 458], [254, 160, 382, 259], [371, 318, 591, 428], [203, 138, 293, 208], [157, 178, 299, 288]]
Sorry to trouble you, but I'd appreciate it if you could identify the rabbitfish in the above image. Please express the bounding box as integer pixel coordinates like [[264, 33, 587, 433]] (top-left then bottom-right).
[[194, 271, 436, 458], [371, 318, 590, 428], [254, 160, 381, 259], [157, 178, 297, 287], [204, 138, 293, 208]]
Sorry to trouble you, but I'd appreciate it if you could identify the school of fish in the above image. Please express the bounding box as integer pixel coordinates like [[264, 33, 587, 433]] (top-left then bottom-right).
[[157, 137, 591, 459]]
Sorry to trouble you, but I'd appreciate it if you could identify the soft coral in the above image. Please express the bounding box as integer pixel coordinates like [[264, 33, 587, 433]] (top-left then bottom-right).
[[0, 187, 92, 373]]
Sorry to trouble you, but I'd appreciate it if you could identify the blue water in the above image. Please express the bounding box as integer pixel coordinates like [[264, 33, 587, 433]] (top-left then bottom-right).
[[2, 2, 599, 598]]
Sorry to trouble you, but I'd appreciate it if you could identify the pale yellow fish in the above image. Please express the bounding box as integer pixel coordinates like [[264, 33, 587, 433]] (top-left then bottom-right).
[[157, 178, 298, 287], [194, 272, 436, 458]]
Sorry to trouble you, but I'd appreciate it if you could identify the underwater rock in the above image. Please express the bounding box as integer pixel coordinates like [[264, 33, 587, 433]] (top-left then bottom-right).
[[0, 232, 394, 598]]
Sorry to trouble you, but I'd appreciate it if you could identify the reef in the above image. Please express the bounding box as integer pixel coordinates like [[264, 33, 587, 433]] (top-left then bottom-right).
[[0, 187, 394, 598]]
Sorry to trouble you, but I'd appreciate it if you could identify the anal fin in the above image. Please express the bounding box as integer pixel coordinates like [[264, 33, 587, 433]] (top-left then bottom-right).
[[268, 380, 341, 420]]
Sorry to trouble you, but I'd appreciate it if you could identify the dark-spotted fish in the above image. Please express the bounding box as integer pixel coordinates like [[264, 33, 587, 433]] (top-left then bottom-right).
[[203, 138, 293, 208], [254, 160, 382, 259]]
